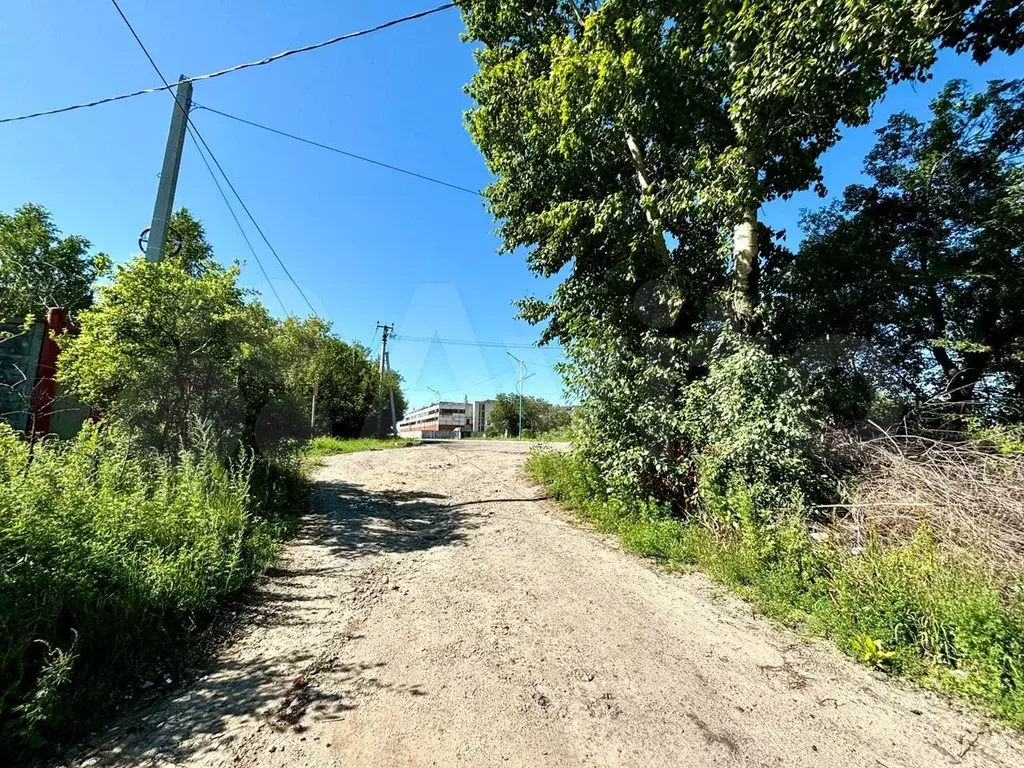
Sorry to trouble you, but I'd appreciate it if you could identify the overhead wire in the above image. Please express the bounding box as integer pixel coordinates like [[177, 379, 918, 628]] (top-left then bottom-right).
[[110, 0, 287, 315], [364, 324, 379, 352], [185, 126, 288, 315], [1, 3, 457, 125], [464, 365, 518, 389], [391, 334, 548, 350], [187, 125, 321, 318], [415, 365, 517, 399], [108, 0, 317, 318], [194, 105, 484, 197]]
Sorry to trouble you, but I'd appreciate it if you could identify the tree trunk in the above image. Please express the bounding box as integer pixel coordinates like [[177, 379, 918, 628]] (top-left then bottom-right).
[[732, 204, 759, 332], [944, 350, 991, 405]]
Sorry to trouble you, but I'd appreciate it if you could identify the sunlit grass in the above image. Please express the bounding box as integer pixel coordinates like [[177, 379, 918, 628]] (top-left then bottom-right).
[[304, 436, 419, 466], [0, 423, 304, 755]]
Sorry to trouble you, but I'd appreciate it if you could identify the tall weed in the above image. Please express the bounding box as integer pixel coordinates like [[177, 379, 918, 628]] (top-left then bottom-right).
[[0, 423, 294, 755]]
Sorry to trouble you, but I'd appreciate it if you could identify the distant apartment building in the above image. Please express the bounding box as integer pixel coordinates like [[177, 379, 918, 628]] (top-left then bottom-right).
[[397, 399, 496, 438]]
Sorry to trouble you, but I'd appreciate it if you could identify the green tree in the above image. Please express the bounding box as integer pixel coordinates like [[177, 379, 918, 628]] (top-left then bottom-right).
[[236, 303, 305, 451], [0, 203, 110, 322], [460, 1, 1024, 504], [275, 316, 406, 438], [461, 0, 958, 342], [487, 393, 570, 437], [367, 369, 408, 438], [768, 79, 1024, 409], [59, 211, 255, 453], [940, 0, 1024, 63]]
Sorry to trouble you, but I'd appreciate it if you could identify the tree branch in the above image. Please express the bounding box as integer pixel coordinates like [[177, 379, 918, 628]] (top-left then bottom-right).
[[624, 131, 672, 266]]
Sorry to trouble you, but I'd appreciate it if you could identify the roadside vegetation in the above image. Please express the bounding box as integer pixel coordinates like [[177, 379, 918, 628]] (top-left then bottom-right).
[[303, 436, 419, 468], [461, 0, 1024, 727], [484, 393, 572, 439], [0, 424, 295, 750], [527, 448, 1024, 726], [0, 206, 407, 758]]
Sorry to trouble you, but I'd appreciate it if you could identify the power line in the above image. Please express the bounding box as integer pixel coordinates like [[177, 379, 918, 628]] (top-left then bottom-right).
[[186, 125, 288, 315], [109, 0, 318, 318], [417, 365, 517, 397], [1, 4, 457, 125], [464, 365, 517, 389], [391, 334, 548, 350], [188, 126, 321, 317], [110, 0, 287, 315], [194, 104, 484, 197]]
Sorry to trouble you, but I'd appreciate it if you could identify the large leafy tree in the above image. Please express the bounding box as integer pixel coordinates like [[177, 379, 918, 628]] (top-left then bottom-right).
[[276, 316, 406, 438], [460, 0, 1023, 503], [941, 0, 1024, 63], [461, 0, 957, 343], [0, 203, 110, 322], [769, 79, 1024, 408], [487, 393, 571, 436], [59, 211, 253, 453], [48, 206, 407, 450]]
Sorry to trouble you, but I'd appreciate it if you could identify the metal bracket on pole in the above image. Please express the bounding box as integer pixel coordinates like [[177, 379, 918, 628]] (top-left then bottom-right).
[[146, 75, 193, 262]]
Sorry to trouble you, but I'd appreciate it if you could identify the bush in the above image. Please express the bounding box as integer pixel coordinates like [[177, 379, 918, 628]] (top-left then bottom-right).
[[687, 343, 829, 512], [967, 421, 1024, 456], [568, 336, 829, 515], [0, 423, 297, 755], [526, 448, 1024, 727]]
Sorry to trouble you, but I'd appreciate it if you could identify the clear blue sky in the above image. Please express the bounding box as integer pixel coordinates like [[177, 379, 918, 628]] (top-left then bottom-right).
[[1, 3, 1019, 409]]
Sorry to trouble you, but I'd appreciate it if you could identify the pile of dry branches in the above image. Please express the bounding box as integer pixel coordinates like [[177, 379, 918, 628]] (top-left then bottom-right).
[[828, 431, 1024, 576]]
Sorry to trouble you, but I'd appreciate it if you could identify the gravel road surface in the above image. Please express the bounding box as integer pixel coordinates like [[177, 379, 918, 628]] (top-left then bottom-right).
[[66, 441, 1024, 767]]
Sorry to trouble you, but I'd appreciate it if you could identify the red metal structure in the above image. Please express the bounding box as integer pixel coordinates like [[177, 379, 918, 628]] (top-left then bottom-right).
[[29, 308, 69, 435]]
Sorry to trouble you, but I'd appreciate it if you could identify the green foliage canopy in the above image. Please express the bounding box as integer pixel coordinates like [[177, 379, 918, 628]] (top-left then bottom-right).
[[276, 315, 406, 438], [0, 203, 110, 322], [59, 211, 253, 452], [487, 392, 571, 436], [768, 78, 1024, 408], [461, 1, 1024, 506], [58, 209, 407, 452], [461, 0, 958, 345]]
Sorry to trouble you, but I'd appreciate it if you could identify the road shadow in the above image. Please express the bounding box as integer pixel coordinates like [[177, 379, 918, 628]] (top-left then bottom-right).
[[44, 480, 464, 767], [59, 648, 424, 768], [311, 480, 476, 561]]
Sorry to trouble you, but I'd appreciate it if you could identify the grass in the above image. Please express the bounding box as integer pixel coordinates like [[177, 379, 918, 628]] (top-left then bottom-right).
[[303, 436, 418, 468], [0, 423, 307, 758], [526, 448, 1024, 728], [468, 427, 574, 442]]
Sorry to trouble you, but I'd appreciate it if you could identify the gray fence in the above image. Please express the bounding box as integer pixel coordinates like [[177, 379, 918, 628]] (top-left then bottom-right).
[[0, 322, 45, 432]]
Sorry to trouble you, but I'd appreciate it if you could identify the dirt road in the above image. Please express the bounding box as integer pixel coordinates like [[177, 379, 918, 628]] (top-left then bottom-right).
[[69, 442, 1023, 767]]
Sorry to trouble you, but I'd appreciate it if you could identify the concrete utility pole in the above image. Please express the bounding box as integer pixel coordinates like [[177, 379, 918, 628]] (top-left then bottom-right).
[[376, 323, 398, 438], [310, 383, 318, 432], [146, 75, 193, 262], [506, 352, 535, 439]]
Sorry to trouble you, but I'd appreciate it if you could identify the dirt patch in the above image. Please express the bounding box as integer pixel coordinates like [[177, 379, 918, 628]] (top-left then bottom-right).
[[59, 442, 1024, 767]]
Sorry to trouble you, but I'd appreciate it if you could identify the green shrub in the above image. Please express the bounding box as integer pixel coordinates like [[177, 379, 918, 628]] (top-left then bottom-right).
[[966, 421, 1024, 456], [566, 336, 829, 516], [0, 423, 297, 755], [526, 448, 1024, 728], [687, 343, 829, 511]]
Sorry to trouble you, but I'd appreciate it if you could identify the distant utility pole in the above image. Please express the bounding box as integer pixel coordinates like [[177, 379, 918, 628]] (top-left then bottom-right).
[[377, 322, 398, 438], [506, 352, 536, 439], [310, 383, 318, 432], [145, 76, 193, 262]]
